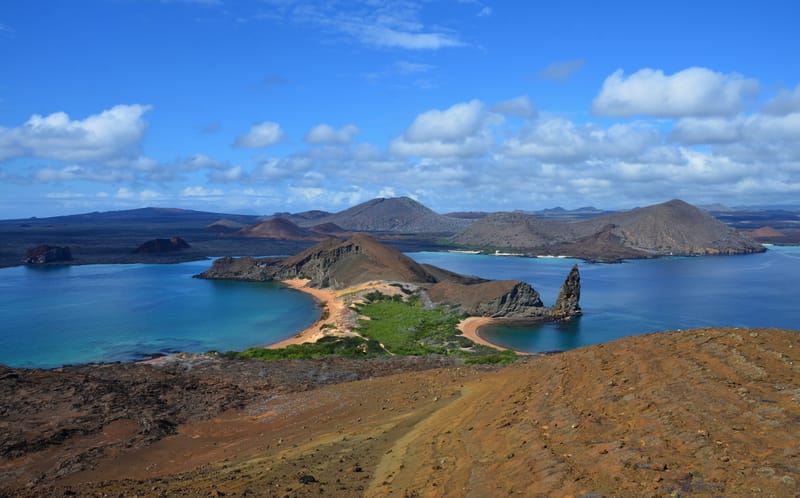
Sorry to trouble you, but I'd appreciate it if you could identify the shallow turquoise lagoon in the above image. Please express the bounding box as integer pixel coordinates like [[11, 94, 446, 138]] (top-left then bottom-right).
[[0, 260, 319, 368]]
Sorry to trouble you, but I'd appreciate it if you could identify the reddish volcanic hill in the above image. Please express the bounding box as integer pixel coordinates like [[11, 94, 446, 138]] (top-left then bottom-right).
[[237, 218, 322, 240]]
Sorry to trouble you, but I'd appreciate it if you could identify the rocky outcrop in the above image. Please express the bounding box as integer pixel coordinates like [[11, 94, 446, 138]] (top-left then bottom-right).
[[552, 265, 581, 317], [198, 234, 582, 321], [134, 237, 190, 254], [428, 280, 548, 319], [22, 245, 72, 264]]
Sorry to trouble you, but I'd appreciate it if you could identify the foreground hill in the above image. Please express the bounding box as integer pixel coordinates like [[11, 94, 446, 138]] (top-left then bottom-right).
[[453, 199, 764, 260], [3, 328, 797, 496]]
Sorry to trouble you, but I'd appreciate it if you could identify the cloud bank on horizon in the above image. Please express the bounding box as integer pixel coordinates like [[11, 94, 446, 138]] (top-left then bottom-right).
[[1, 0, 799, 217]]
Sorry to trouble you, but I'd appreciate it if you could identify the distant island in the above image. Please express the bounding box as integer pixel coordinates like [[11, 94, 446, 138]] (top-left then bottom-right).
[[2, 196, 794, 268]]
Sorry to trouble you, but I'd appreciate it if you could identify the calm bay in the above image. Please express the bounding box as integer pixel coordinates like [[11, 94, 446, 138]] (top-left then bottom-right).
[[0, 260, 319, 368], [411, 246, 800, 352], [1, 247, 797, 368]]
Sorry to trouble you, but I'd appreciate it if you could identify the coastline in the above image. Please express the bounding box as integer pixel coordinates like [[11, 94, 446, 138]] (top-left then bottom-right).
[[458, 317, 511, 352], [266, 279, 341, 349], [268, 281, 522, 354]]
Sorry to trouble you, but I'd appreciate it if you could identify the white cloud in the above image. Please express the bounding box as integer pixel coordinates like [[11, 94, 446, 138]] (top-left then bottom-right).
[[304, 124, 360, 145], [234, 121, 285, 148], [538, 59, 585, 81], [592, 67, 759, 117], [504, 117, 659, 163], [671, 117, 743, 144], [209, 165, 245, 183], [0, 104, 152, 162], [477, 6, 492, 17], [181, 186, 224, 197], [116, 187, 163, 201], [762, 84, 800, 115], [402, 100, 487, 142], [33, 165, 134, 183], [251, 156, 313, 181], [491, 96, 536, 118], [280, 2, 464, 51]]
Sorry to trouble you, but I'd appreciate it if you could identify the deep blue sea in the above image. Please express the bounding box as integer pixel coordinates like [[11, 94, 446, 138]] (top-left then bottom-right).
[[411, 246, 800, 353], [0, 260, 319, 368], [1, 247, 798, 368]]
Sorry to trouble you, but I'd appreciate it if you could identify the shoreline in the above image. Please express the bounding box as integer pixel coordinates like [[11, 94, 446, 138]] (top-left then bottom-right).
[[266, 279, 341, 349]]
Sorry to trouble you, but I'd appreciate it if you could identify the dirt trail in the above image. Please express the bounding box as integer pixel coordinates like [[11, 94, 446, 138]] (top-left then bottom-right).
[[3, 328, 799, 497]]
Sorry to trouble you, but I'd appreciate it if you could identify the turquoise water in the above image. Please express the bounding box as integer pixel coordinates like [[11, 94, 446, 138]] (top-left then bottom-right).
[[2, 247, 798, 367], [410, 246, 800, 353], [0, 260, 319, 368]]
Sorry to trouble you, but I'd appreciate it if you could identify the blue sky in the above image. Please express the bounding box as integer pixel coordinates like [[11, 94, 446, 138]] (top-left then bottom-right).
[[1, 0, 799, 218]]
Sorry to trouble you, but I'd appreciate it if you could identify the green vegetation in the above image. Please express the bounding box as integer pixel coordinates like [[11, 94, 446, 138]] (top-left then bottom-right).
[[222, 335, 387, 360], [221, 290, 520, 364]]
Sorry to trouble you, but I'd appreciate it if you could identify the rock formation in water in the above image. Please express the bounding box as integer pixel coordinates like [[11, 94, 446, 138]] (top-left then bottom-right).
[[22, 244, 73, 264], [552, 264, 582, 317], [134, 237, 190, 254], [197, 234, 580, 321]]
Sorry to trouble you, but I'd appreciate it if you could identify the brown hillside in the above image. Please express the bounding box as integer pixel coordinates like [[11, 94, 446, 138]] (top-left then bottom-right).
[[238, 218, 322, 240], [278, 233, 438, 288], [452, 199, 764, 258], [296, 196, 472, 234], [750, 226, 785, 238], [592, 199, 764, 255], [8, 328, 798, 497]]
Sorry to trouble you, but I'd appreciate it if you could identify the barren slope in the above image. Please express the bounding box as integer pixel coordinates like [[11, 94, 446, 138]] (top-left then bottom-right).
[[5, 328, 798, 497]]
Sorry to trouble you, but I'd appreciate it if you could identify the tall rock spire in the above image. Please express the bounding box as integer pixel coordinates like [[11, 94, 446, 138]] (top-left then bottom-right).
[[553, 264, 581, 317]]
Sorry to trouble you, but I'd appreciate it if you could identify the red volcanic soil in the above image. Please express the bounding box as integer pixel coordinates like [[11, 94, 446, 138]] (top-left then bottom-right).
[[2, 328, 798, 497]]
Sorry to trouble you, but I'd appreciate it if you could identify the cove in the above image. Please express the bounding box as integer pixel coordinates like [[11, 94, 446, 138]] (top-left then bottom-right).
[[0, 260, 319, 368], [409, 246, 800, 353]]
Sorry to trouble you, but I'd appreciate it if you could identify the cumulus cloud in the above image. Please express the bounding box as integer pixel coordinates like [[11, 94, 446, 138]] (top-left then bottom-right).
[[762, 84, 800, 115], [0, 104, 152, 162], [234, 121, 285, 148], [592, 67, 759, 117], [491, 96, 536, 118], [671, 117, 743, 144], [33, 165, 135, 183], [504, 117, 660, 163], [181, 186, 224, 197], [538, 59, 585, 81], [389, 100, 500, 158], [115, 187, 162, 201], [304, 124, 360, 145]]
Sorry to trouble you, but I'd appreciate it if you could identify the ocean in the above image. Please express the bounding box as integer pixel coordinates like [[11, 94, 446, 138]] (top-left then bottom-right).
[[1, 247, 798, 368], [411, 246, 800, 352], [0, 259, 319, 368]]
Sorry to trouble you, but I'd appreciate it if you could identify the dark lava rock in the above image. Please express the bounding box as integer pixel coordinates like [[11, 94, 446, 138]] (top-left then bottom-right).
[[22, 244, 72, 264], [134, 237, 190, 254]]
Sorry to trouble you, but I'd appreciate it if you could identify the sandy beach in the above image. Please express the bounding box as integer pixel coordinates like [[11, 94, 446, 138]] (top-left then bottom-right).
[[457, 316, 509, 351], [270, 280, 515, 353], [266, 279, 342, 349]]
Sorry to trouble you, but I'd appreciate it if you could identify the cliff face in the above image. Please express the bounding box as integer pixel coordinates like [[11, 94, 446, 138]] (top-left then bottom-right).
[[197, 234, 582, 321]]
